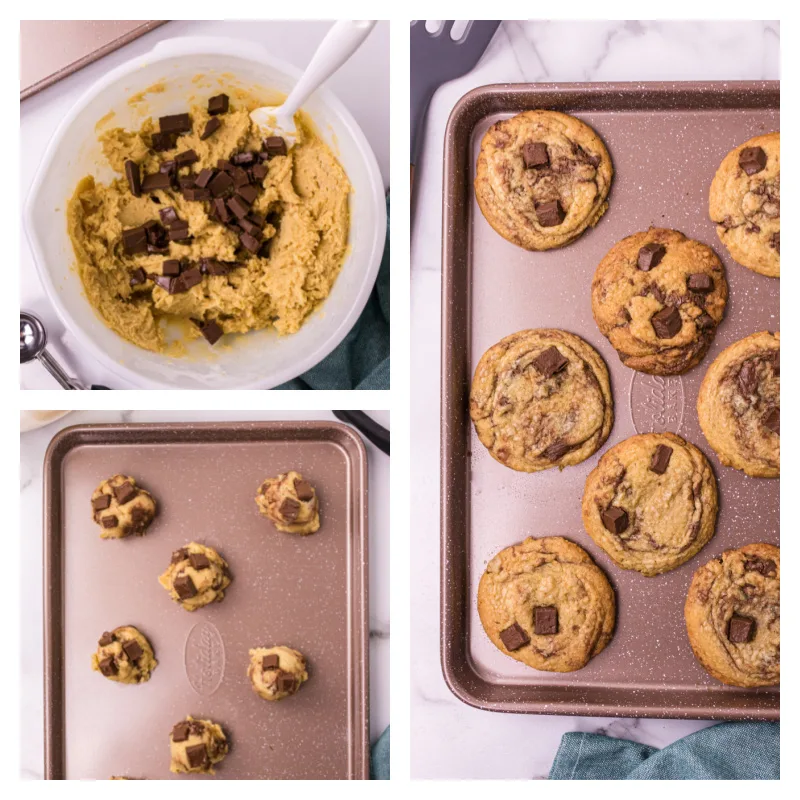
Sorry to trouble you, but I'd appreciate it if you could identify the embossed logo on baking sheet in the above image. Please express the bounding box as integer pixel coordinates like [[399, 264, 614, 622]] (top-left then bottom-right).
[[630, 372, 684, 434], [184, 622, 225, 696]]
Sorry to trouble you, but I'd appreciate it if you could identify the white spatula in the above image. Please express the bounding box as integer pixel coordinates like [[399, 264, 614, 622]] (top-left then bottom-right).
[[250, 20, 376, 148]]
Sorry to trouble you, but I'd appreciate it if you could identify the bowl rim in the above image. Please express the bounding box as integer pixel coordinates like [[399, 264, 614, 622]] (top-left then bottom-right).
[[23, 35, 387, 390]]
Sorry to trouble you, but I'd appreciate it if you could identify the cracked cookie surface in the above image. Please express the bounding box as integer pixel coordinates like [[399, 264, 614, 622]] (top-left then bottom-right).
[[91, 474, 157, 539], [591, 228, 727, 375], [91, 625, 157, 684], [685, 543, 779, 687], [475, 110, 613, 251], [697, 331, 779, 478], [582, 433, 718, 576], [169, 716, 229, 774], [158, 542, 232, 611], [478, 537, 616, 672], [247, 645, 309, 701], [709, 131, 780, 277], [470, 329, 613, 472], [256, 470, 320, 534]]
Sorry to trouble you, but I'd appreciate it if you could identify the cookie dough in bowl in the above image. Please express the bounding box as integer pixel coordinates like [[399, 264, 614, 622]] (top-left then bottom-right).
[[24, 38, 386, 389]]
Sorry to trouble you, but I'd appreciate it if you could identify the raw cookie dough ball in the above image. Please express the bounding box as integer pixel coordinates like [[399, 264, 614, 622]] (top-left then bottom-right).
[[158, 542, 231, 611], [685, 543, 779, 687], [709, 131, 780, 277], [478, 537, 616, 672], [591, 228, 728, 375], [474, 109, 613, 250], [247, 645, 309, 701], [469, 329, 613, 472], [91, 474, 156, 539], [697, 331, 779, 478], [582, 433, 718, 576], [91, 625, 157, 684], [255, 470, 320, 534], [169, 717, 229, 775]]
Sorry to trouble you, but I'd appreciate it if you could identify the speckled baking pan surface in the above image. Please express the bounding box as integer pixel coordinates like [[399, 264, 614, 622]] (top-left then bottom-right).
[[44, 422, 368, 779], [441, 82, 779, 719]]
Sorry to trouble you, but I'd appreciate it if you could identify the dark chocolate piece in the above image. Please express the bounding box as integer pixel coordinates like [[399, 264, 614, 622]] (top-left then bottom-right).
[[217, 158, 235, 173], [171, 548, 189, 564], [534, 606, 558, 635], [264, 136, 287, 157], [279, 497, 301, 522], [175, 149, 199, 167], [763, 407, 779, 435], [533, 345, 568, 378], [101, 516, 118, 529], [197, 319, 224, 345], [150, 274, 173, 292], [178, 175, 196, 190], [522, 141, 549, 169], [738, 361, 757, 396], [98, 656, 117, 677], [173, 574, 197, 600], [183, 187, 212, 201], [151, 132, 176, 152], [195, 168, 216, 188], [168, 223, 192, 242], [262, 654, 280, 670], [200, 117, 222, 140], [651, 306, 682, 339], [236, 184, 259, 205], [695, 313, 714, 330], [240, 217, 263, 237], [499, 622, 530, 651], [159, 206, 179, 225], [189, 552, 210, 570], [92, 494, 112, 511], [649, 444, 673, 475], [535, 199, 565, 227], [130, 267, 148, 287], [744, 558, 777, 577], [162, 259, 182, 277], [174, 267, 203, 292], [637, 243, 666, 271], [543, 442, 570, 461], [159, 113, 192, 134], [231, 151, 256, 166], [113, 481, 137, 504], [141, 172, 172, 193], [294, 479, 314, 501], [232, 167, 251, 189], [122, 639, 143, 663], [601, 506, 629, 534], [208, 93, 229, 115], [727, 614, 755, 643], [687, 273, 714, 292], [738, 146, 767, 176], [771, 231, 780, 254], [124, 160, 141, 197], [277, 674, 296, 693], [185, 744, 208, 769], [240, 232, 261, 253], [122, 226, 148, 255], [209, 171, 234, 197], [98, 631, 115, 646], [252, 162, 268, 181], [212, 197, 231, 222], [172, 722, 190, 742], [228, 195, 251, 219]]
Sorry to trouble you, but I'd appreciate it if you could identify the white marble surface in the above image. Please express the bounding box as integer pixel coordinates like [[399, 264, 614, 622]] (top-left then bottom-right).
[[20, 19, 389, 390], [20, 410, 389, 779], [410, 20, 779, 779]]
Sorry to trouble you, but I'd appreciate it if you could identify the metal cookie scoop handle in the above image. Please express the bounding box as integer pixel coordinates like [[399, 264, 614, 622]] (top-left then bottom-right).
[[20, 311, 108, 390], [250, 20, 376, 147]]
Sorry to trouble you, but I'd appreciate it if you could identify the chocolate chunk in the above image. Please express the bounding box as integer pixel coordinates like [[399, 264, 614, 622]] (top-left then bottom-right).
[[208, 93, 229, 115], [649, 444, 673, 475], [200, 258, 230, 276], [687, 273, 714, 292], [240, 218, 263, 237], [211, 197, 231, 223], [533, 345, 568, 378], [279, 497, 301, 522], [171, 548, 189, 564], [162, 259, 182, 277], [183, 187, 211, 201], [651, 306, 682, 339], [124, 160, 141, 197], [277, 674, 296, 693], [252, 162, 268, 181], [101, 516, 118, 529], [189, 552, 210, 570], [122, 226, 148, 255], [727, 614, 755, 643], [601, 506, 628, 534], [209, 171, 234, 198], [738, 361, 757, 396], [151, 275, 173, 292], [763, 407, 779, 435], [151, 132, 176, 152], [294, 479, 314, 501], [217, 158, 235, 173], [264, 136, 287, 157], [738, 146, 767, 176], [172, 722, 190, 742], [178, 175, 196, 191], [98, 656, 117, 677], [695, 313, 714, 331], [240, 232, 261, 253], [122, 639, 143, 663], [197, 319, 224, 346], [174, 267, 203, 292], [231, 151, 256, 166], [262, 654, 280, 670], [168, 223, 192, 242], [92, 494, 112, 511], [771, 231, 780, 253], [113, 481, 137, 504], [195, 168, 216, 188], [248, 212, 266, 228], [745, 558, 777, 577], [159, 206, 179, 225], [173, 574, 197, 600], [129, 268, 146, 288], [98, 631, 115, 646], [236, 184, 259, 205], [185, 744, 208, 769], [200, 117, 222, 140], [543, 442, 570, 461], [232, 167, 251, 189], [159, 113, 192, 134], [499, 622, 530, 651], [637, 243, 666, 271], [228, 195, 251, 220], [535, 199, 565, 227], [522, 141, 549, 169], [534, 606, 558, 635], [141, 172, 172, 193], [175, 150, 199, 167], [130, 506, 150, 531], [160, 159, 177, 175]]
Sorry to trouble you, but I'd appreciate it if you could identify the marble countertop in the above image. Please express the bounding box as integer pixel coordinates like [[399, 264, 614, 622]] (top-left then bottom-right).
[[410, 20, 779, 779], [20, 19, 389, 390], [20, 410, 389, 780]]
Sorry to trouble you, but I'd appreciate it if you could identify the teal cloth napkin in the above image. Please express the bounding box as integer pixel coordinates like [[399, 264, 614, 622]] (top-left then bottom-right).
[[550, 722, 779, 780], [276, 196, 390, 390], [370, 726, 390, 779]]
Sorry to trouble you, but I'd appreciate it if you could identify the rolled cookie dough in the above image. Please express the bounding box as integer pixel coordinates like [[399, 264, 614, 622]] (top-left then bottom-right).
[[158, 542, 231, 611], [91, 625, 157, 684], [91, 474, 156, 539], [68, 91, 350, 353], [169, 717, 229, 775], [247, 645, 309, 701], [256, 470, 320, 534]]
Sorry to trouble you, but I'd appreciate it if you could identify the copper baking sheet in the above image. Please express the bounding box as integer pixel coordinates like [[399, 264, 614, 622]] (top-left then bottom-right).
[[43, 421, 368, 779], [441, 81, 779, 719]]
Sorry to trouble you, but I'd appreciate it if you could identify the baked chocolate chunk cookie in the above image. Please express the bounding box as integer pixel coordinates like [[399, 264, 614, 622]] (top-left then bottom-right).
[[169, 717, 229, 774], [256, 470, 320, 534], [469, 329, 613, 472], [478, 537, 616, 672], [591, 229, 727, 375], [91, 625, 157, 684], [247, 645, 309, 701], [697, 331, 779, 478], [91, 474, 156, 539], [158, 542, 232, 611], [709, 132, 780, 277], [685, 543, 779, 687], [582, 433, 718, 576], [474, 110, 613, 251]]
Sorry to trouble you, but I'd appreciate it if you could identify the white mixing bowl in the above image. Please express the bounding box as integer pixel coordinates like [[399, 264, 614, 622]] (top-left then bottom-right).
[[24, 37, 387, 389]]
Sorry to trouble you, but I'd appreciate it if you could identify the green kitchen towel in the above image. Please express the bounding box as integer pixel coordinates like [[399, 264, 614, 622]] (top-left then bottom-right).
[[276, 196, 390, 390], [550, 722, 779, 780], [370, 726, 390, 780]]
